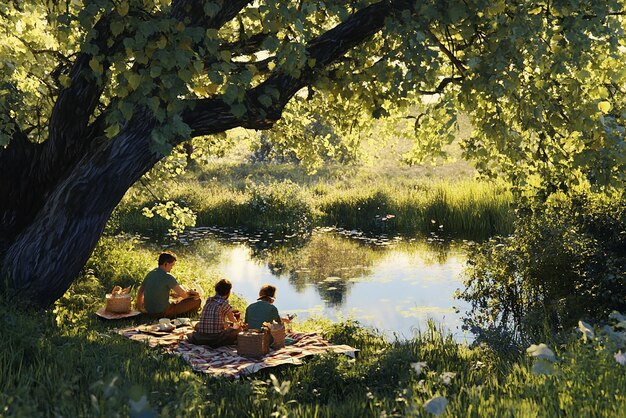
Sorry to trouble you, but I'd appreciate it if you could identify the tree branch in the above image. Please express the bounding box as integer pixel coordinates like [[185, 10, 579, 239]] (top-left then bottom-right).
[[222, 32, 269, 56], [425, 28, 467, 75], [171, 0, 251, 28], [42, 16, 118, 175], [182, 0, 398, 137], [418, 77, 463, 95]]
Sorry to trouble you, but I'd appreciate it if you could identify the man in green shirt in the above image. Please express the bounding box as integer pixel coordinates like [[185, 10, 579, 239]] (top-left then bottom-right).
[[136, 251, 200, 318], [244, 284, 283, 330]]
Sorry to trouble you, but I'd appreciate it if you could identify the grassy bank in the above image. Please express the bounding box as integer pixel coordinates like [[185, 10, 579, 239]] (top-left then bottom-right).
[[3, 237, 626, 416], [116, 162, 513, 241], [3, 300, 626, 417]]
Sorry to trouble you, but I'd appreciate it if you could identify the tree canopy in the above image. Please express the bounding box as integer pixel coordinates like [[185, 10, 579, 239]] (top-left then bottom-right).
[[1, 0, 626, 306]]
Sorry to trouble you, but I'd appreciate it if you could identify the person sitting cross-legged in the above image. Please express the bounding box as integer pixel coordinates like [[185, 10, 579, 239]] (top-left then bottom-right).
[[136, 251, 200, 318], [245, 284, 284, 330], [188, 279, 240, 348]]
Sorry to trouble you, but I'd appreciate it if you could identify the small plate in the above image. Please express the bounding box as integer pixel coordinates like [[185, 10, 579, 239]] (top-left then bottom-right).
[[95, 307, 141, 320], [172, 318, 191, 327], [156, 324, 175, 332]]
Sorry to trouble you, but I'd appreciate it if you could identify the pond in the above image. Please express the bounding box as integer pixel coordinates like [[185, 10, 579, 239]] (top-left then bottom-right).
[[176, 227, 472, 342]]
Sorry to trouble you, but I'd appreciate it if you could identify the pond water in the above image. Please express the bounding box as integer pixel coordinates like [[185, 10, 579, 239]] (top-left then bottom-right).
[[177, 228, 472, 342]]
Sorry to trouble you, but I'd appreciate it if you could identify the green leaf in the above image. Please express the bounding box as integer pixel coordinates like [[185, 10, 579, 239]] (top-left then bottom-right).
[[59, 75, 71, 88], [150, 66, 162, 78], [220, 50, 231, 62], [204, 2, 221, 18], [257, 94, 272, 107], [89, 57, 103, 74], [526, 343, 556, 361], [126, 73, 141, 90], [110, 20, 124, 36], [223, 84, 239, 104], [230, 103, 247, 118], [104, 124, 120, 138], [193, 60, 204, 74], [598, 101, 612, 113], [117, 1, 129, 17]]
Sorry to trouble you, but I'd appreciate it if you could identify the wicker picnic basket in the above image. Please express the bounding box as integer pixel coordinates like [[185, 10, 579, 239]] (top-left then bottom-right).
[[105, 293, 131, 313], [237, 330, 270, 358], [270, 324, 286, 349]]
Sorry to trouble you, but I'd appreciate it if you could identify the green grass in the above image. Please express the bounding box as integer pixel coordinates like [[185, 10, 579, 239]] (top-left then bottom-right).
[[3, 298, 626, 417], [317, 179, 513, 240], [116, 162, 513, 241], [3, 237, 626, 417]]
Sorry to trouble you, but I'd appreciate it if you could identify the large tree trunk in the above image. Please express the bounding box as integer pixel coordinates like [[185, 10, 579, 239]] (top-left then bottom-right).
[[2, 118, 159, 307]]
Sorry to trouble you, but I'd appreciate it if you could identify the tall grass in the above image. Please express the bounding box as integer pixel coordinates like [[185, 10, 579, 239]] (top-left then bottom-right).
[[319, 179, 513, 240], [116, 162, 513, 241]]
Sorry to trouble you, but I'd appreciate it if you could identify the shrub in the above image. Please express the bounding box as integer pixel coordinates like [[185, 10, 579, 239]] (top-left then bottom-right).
[[459, 190, 626, 348], [247, 180, 315, 233]]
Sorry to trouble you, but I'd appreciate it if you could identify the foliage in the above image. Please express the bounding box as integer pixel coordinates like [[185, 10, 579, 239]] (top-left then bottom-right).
[[142, 200, 197, 237], [115, 162, 513, 240], [247, 179, 316, 234], [3, 0, 626, 192], [459, 189, 626, 347], [249, 91, 374, 168]]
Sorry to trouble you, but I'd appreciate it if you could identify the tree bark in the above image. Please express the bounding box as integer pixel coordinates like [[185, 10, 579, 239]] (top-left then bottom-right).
[[2, 115, 158, 307]]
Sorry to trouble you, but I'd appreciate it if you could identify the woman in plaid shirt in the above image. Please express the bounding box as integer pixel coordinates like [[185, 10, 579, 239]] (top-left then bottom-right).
[[188, 279, 240, 347]]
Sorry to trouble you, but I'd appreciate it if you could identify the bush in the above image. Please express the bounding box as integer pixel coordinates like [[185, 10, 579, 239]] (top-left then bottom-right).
[[247, 180, 316, 233], [459, 191, 626, 348]]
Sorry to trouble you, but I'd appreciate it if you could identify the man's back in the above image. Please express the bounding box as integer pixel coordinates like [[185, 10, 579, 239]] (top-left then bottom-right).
[[245, 300, 280, 330], [198, 295, 232, 333], [142, 268, 177, 314]]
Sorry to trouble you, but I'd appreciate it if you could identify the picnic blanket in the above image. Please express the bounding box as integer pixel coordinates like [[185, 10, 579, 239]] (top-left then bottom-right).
[[119, 323, 358, 378]]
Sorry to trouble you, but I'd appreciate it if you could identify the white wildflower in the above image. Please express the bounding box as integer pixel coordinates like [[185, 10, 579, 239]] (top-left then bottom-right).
[[472, 360, 485, 370], [410, 361, 428, 377], [526, 343, 556, 362], [615, 351, 626, 366], [440, 371, 457, 385]]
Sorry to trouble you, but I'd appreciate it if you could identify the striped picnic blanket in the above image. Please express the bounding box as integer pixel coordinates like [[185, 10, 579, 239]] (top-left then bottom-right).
[[119, 324, 358, 378]]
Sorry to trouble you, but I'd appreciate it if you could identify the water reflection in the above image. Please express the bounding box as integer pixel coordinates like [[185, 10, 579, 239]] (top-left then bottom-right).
[[176, 227, 470, 340]]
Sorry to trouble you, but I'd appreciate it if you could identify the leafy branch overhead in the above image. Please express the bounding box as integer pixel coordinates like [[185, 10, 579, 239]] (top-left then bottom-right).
[[1, 0, 626, 307]]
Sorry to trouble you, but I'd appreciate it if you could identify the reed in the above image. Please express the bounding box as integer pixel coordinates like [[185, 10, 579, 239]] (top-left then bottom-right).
[[318, 179, 513, 240], [116, 164, 514, 240]]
